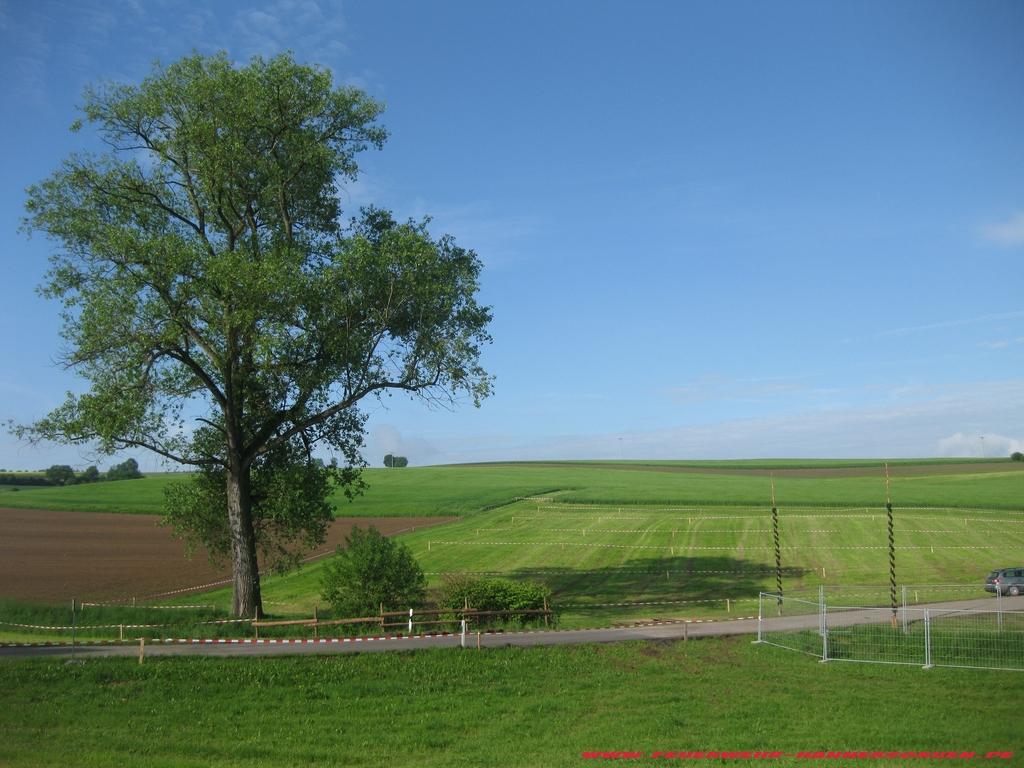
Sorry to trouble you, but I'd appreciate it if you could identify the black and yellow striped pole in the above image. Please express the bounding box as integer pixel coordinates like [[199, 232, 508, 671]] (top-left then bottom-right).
[[886, 463, 898, 629], [771, 475, 782, 605]]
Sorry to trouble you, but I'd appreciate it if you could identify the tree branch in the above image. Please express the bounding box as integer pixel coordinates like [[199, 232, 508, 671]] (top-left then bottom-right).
[[110, 436, 223, 467], [247, 370, 443, 466]]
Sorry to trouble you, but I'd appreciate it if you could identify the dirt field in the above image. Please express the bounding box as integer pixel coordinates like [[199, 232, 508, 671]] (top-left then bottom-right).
[[0, 509, 455, 603]]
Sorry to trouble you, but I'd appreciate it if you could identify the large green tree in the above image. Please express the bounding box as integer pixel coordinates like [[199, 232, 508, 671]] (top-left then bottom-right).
[[18, 53, 493, 617]]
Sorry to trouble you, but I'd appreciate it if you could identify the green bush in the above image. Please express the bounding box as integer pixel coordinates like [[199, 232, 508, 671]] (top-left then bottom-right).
[[0, 474, 52, 486], [320, 526, 426, 617], [1011, 452, 1024, 462], [437, 574, 552, 621]]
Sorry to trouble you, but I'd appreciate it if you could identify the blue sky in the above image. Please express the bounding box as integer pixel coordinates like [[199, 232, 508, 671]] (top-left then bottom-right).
[[1, 0, 1023, 470]]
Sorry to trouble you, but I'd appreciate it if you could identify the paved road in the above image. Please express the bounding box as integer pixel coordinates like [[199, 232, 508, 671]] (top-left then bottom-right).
[[2, 595, 1018, 660]]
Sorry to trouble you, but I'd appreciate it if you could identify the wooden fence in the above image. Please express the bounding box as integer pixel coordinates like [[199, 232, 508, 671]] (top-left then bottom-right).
[[252, 600, 552, 639]]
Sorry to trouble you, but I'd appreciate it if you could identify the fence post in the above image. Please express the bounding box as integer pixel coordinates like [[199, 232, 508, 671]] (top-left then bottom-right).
[[923, 609, 932, 669], [408, 608, 413, 634], [460, 619, 466, 648], [820, 602, 828, 662], [901, 585, 908, 634], [996, 588, 1003, 631], [818, 585, 825, 637], [754, 593, 763, 643]]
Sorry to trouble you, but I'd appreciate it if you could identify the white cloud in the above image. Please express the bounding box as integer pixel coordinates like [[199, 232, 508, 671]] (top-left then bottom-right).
[[394, 380, 1024, 464], [979, 337, 1024, 350], [6, 23, 51, 105], [663, 375, 812, 405], [230, 0, 349, 61], [360, 424, 443, 468], [937, 432, 1024, 458], [400, 199, 539, 268], [981, 211, 1024, 246], [0, 436, 168, 473], [874, 310, 1024, 339], [1, 0, 355, 104], [337, 174, 389, 212]]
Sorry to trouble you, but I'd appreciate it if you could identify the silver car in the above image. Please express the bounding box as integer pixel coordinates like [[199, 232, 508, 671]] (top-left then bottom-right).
[[985, 567, 1024, 596]]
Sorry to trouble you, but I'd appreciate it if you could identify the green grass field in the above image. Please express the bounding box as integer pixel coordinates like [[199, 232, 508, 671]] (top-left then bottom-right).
[[0, 475, 181, 513], [3, 461, 1024, 767], [0, 638, 1021, 768], [465, 457, 1010, 469], [177, 496, 1019, 628], [2, 460, 1022, 515], [7, 492, 1017, 640], [3, 461, 1023, 636]]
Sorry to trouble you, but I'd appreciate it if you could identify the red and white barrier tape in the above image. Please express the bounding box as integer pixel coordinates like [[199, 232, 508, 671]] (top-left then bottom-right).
[[562, 597, 758, 608], [0, 631, 493, 648], [0, 617, 252, 631], [81, 602, 218, 610], [423, 567, 805, 575], [0, 615, 767, 648]]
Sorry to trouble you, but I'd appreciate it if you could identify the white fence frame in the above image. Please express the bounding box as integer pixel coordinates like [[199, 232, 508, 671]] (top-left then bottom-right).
[[756, 592, 1024, 672]]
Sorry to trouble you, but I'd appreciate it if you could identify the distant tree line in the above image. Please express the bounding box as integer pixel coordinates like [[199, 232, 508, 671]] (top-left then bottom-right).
[[383, 454, 409, 468], [0, 458, 143, 487], [0, 474, 52, 487]]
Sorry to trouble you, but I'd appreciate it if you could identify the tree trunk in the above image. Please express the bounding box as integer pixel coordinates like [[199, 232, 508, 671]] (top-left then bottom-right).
[[226, 463, 263, 618]]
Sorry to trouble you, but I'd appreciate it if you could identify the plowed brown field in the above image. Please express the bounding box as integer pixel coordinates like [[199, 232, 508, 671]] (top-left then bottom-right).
[[0, 509, 454, 603]]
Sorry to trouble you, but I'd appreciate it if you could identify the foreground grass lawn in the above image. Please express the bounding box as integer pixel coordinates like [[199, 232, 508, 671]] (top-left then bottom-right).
[[1, 637, 1021, 767]]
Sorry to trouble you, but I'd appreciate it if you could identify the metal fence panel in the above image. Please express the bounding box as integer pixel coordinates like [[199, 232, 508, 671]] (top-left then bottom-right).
[[927, 608, 1024, 671], [759, 593, 1024, 672], [757, 593, 823, 658], [823, 605, 926, 666]]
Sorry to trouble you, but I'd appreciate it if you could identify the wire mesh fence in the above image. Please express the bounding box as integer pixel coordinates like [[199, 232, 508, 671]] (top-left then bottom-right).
[[824, 605, 926, 666], [928, 607, 1024, 670], [757, 592, 1024, 672], [757, 595, 823, 658]]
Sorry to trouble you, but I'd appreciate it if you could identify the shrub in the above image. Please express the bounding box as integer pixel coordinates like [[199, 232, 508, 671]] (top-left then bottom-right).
[[320, 526, 426, 617], [437, 574, 552, 621], [1011, 452, 1024, 462]]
